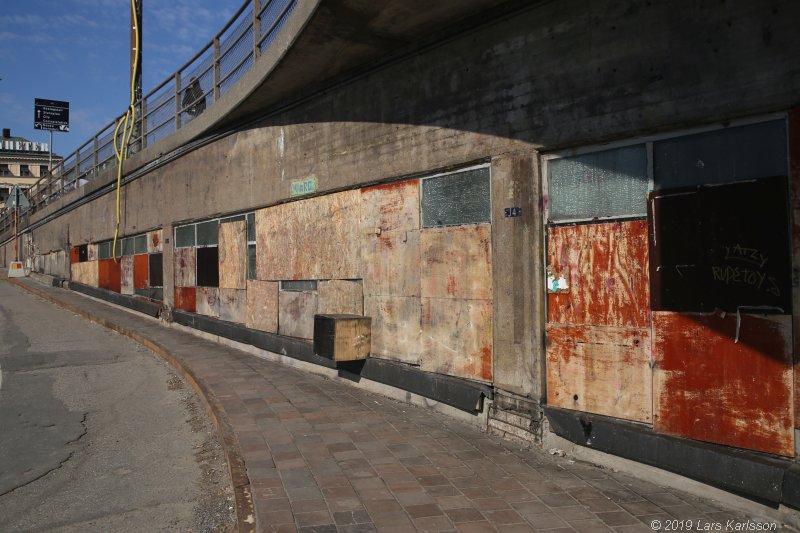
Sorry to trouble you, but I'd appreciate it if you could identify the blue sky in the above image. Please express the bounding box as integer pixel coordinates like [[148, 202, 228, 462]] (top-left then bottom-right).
[[0, 0, 239, 157]]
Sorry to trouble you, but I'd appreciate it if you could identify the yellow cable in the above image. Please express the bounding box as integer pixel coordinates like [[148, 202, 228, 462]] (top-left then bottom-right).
[[112, 0, 140, 262]]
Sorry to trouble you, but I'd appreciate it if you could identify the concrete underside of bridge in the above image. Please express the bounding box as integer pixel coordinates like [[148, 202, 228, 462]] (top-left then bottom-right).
[[5, 0, 800, 511]]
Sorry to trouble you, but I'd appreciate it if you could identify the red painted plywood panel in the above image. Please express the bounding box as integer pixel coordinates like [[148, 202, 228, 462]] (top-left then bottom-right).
[[175, 287, 197, 312], [98, 259, 122, 293], [548, 220, 649, 328], [653, 311, 794, 456], [546, 323, 652, 423], [133, 254, 148, 289], [70, 246, 80, 264]]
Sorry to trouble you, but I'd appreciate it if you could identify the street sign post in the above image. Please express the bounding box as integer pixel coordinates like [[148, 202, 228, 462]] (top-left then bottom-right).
[[34, 99, 70, 132]]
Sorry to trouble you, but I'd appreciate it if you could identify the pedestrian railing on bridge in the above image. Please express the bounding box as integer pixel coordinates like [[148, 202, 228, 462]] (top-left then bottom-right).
[[0, 0, 297, 233]]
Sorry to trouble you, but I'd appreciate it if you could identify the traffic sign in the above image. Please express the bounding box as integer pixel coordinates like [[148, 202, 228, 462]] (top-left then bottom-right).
[[5, 186, 29, 209], [34, 98, 70, 132]]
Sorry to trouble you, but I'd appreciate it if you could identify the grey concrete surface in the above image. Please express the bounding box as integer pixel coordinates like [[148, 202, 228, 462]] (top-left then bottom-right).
[[0, 281, 234, 532]]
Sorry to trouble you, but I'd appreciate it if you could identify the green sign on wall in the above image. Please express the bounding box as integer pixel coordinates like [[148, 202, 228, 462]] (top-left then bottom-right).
[[290, 176, 317, 197]]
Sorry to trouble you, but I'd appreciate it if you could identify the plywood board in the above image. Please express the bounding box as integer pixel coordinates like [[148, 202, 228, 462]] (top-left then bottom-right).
[[70, 261, 99, 287], [363, 230, 420, 297], [147, 229, 163, 253], [653, 311, 794, 456], [134, 254, 148, 289], [360, 180, 419, 233], [246, 280, 278, 333], [278, 290, 318, 339], [318, 280, 364, 315], [219, 220, 247, 289], [219, 288, 247, 324], [196, 287, 220, 318], [420, 297, 492, 382], [420, 225, 492, 300], [70, 246, 80, 264], [546, 324, 652, 423], [98, 259, 122, 293], [548, 220, 649, 328], [174, 287, 197, 312], [120, 255, 134, 295], [364, 295, 422, 364], [256, 189, 361, 280], [174, 248, 196, 287], [87, 244, 98, 261]]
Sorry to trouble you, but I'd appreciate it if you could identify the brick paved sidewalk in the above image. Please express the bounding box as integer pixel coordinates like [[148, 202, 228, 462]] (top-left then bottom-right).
[[7, 277, 790, 533]]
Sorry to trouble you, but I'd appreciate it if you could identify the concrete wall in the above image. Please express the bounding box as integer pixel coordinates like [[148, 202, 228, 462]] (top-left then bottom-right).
[[9, 0, 800, 411]]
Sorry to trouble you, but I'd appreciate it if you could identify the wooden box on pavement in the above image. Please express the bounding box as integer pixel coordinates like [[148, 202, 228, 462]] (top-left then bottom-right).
[[314, 314, 371, 362]]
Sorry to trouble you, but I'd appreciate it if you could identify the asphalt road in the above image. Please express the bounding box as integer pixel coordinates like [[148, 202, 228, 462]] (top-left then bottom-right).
[[0, 280, 234, 532]]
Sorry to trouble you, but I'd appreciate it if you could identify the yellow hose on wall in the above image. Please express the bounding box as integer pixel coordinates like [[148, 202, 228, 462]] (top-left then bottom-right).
[[112, 0, 140, 261]]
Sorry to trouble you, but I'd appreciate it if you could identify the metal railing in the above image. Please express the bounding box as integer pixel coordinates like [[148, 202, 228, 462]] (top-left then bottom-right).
[[1, 0, 297, 233]]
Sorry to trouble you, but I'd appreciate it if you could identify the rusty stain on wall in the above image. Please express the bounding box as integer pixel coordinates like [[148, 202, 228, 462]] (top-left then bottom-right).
[[219, 220, 247, 289], [219, 288, 247, 323], [174, 286, 197, 312], [318, 280, 364, 315], [278, 289, 318, 339], [653, 311, 794, 457], [547, 220, 650, 328], [120, 255, 134, 295], [420, 225, 492, 300], [70, 260, 99, 286], [196, 287, 220, 318], [174, 247, 196, 287], [134, 254, 148, 289], [246, 280, 279, 333], [364, 295, 422, 364], [546, 323, 652, 422], [420, 297, 493, 382], [147, 229, 163, 253], [256, 189, 361, 280]]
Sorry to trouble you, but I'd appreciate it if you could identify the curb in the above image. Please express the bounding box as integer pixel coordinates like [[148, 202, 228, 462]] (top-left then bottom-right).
[[4, 277, 256, 533]]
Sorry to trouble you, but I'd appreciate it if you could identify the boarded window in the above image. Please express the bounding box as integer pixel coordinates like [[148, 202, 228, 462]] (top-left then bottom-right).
[[547, 144, 648, 222], [78, 245, 88, 262], [281, 280, 317, 292], [175, 225, 195, 248], [149, 253, 163, 287], [421, 167, 491, 227], [196, 220, 219, 246], [134, 234, 147, 254], [654, 120, 787, 190], [196, 247, 219, 287]]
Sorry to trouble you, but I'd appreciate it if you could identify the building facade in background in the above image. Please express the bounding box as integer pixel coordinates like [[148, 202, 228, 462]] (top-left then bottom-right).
[[0, 128, 60, 204]]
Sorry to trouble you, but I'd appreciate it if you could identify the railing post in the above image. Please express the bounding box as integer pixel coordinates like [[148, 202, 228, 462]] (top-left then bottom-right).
[[253, 0, 262, 59], [175, 72, 182, 131], [93, 135, 99, 175], [75, 147, 81, 185], [214, 38, 221, 101], [141, 98, 148, 149]]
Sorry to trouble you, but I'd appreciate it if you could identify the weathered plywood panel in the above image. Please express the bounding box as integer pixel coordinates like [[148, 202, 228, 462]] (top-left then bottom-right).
[[147, 229, 163, 253], [363, 230, 420, 297], [364, 295, 422, 364], [120, 255, 134, 295], [219, 221, 247, 289], [246, 280, 278, 333], [547, 220, 649, 328], [219, 288, 247, 324], [70, 261, 99, 287], [87, 244, 98, 261], [256, 189, 361, 280], [318, 280, 364, 315], [360, 180, 419, 233], [653, 311, 794, 456], [420, 297, 492, 382], [278, 290, 318, 339], [174, 248, 196, 287], [420, 225, 492, 300], [133, 254, 148, 289], [546, 324, 652, 423], [196, 287, 220, 318], [174, 287, 197, 312], [98, 259, 122, 293]]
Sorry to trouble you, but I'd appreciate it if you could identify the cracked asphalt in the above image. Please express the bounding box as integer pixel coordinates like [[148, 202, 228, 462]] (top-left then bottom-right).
[[0, 280, 234, 532]]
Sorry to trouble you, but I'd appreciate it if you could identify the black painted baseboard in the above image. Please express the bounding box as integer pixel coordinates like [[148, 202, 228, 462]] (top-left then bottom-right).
[[172, 309, 492, 413], [70, 282, 162, 318], [544, 405, 800, 509]]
